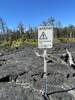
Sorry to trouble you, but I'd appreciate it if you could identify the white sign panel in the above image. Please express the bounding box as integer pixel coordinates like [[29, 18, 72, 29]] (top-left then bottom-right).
[[38, 26, 53, 48]]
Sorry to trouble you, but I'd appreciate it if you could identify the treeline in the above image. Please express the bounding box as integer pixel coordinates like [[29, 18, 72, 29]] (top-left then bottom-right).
[[0, 17, 75, 47], [40, 17, 75, 38], [0, 18, 38, 41]]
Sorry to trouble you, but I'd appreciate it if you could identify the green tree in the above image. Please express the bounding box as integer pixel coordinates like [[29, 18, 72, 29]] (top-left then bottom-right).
[[0, 18, 7, 34], [47, 17, 56, 27], [17, 23, 25, 37], [68, 25, 75, 38]]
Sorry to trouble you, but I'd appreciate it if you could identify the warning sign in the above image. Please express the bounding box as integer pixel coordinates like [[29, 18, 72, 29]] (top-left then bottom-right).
[[38, 26, 53, 48], [39, 32, 48, 39]]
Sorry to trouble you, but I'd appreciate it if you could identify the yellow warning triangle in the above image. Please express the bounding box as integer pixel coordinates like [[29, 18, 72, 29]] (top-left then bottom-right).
[[39, 32, 47, 39]]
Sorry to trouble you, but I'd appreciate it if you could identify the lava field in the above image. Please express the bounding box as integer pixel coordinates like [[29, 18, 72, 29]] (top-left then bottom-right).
[[0, 43, 75, 100]]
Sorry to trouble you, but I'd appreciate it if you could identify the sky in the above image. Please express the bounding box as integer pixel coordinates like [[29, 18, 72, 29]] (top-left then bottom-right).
[[0, 0, 75, 29]]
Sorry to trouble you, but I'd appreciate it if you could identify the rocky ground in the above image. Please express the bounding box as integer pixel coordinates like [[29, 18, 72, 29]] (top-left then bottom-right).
[[0, 43, 75, 100]]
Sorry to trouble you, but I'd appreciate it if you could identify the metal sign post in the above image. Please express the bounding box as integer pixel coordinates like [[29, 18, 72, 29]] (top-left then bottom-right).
[[38, 26, 53, 99], [43, 49, 47, 95]]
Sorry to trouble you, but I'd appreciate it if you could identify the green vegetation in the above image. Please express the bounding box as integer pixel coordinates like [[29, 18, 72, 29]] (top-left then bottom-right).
[[54, 38, 75, 44], [0, 17, 75, 48], [0, 39, 38, 48]]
